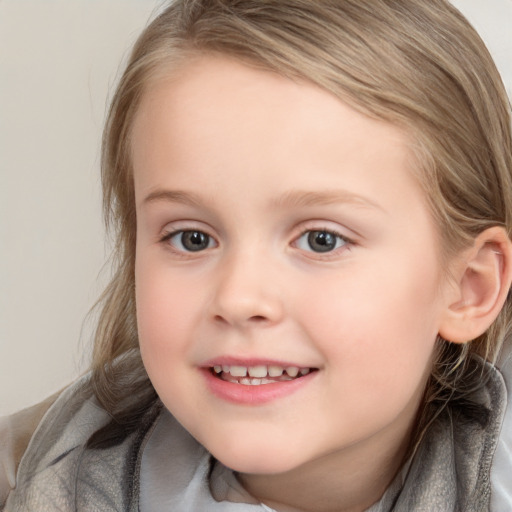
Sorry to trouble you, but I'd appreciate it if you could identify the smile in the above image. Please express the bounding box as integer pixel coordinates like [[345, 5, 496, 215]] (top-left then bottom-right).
[[202, 362, 319, 404], [212, 364, 314, 385]]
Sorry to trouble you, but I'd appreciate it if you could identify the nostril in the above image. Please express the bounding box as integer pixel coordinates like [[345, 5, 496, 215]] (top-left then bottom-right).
[[250, 315, 267, 322], [214, 314, 228, 324], [213, 313, 269, 326]]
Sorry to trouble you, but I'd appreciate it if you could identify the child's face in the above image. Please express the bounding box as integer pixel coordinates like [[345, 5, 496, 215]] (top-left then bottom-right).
[[132, 56, 455, 476]]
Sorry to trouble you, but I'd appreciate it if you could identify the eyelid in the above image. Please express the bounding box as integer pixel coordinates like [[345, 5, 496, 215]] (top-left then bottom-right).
[[159, 220, 214, 239], [293, 220, 355, 242], [296, 229, 349, 248]]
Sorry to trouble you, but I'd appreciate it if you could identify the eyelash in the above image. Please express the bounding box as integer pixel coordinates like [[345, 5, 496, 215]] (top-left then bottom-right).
[[159, 227, 354, 256]]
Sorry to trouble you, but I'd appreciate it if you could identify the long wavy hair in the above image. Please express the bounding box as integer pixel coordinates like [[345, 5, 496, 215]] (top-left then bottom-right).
[[87, 0, 512, 448]]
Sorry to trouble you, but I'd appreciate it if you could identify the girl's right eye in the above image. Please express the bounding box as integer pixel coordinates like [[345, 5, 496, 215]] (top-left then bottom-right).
[[162, 230, 216, 252]]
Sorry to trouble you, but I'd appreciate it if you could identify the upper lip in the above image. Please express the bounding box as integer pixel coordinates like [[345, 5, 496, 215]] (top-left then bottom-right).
[[201, 356, 317, 369]]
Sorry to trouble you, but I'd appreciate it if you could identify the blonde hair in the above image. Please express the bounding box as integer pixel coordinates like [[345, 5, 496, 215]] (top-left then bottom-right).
[[89, 0, 512, 446]]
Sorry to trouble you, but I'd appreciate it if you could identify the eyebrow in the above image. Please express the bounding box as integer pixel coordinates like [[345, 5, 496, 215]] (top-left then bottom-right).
[[271, 190, 384, 211], [142, 189, 204, 208], [142, 188, 384, 212]]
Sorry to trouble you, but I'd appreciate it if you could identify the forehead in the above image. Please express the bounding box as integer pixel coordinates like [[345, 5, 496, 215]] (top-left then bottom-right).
[[131, 54, 417, 196]]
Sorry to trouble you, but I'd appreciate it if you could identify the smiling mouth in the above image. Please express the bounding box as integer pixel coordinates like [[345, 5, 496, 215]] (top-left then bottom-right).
[[210, 364, 318, 386]]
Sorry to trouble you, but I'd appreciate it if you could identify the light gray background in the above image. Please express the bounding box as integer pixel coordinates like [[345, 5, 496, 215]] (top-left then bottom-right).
[[1, 0, 511, 415]]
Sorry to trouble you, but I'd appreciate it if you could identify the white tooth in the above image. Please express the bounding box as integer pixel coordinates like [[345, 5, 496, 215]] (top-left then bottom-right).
[[248, 365, 267, 378], [250, 378, 273, 385], [222, 365, 230, 373], [240, 378, 252, 385], [213, 365, 222, 374], [300, 368, 310, 376], [268, 366, 284, 377], [230, 366, 247, 377], [286, 366, 299, 378]]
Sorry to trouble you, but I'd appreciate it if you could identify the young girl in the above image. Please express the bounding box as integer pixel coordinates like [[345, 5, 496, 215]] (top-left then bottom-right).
[[2, 1, 512, 510]]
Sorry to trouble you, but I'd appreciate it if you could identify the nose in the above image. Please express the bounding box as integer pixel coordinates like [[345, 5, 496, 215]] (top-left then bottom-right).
[[210, 250, 285, 328]]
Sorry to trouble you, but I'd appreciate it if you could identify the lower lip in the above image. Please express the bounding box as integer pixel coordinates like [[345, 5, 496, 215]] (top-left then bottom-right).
[[201, 368, 317, 405]]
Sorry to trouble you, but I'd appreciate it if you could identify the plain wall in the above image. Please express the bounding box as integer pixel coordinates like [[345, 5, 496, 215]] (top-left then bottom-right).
[[1, 0, 511, 416], [0, 0, 164, 415]]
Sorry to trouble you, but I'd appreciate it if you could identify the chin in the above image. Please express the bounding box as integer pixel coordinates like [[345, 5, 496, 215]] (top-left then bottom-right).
[[207, 439, 305, 475]]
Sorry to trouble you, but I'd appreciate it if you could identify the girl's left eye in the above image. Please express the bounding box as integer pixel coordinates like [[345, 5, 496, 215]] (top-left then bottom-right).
[[163, 230, 216, 252], [295, 230, 348, 253]]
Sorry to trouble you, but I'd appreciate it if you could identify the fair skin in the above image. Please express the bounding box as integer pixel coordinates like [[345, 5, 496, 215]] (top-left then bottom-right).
[[131, 55, 506, 512]]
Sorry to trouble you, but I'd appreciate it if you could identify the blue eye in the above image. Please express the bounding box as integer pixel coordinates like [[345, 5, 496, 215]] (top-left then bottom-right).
[[296, 230, 347, 253], [165, 230, 215, 252]]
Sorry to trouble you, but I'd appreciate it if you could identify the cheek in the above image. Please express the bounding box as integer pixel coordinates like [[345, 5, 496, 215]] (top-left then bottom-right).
[[135, 257, 199, 366], [298, 257, 441, 381], [135, 259, 208, 418], [303, 261, 439, 331], [305, 269, 439, 431]]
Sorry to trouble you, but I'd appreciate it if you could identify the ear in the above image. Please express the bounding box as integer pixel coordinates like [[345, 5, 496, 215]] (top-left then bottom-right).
[[439, 226, 512, 344]]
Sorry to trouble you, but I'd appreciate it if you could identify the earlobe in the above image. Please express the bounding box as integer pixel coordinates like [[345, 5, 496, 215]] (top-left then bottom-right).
[[439, 226, 512, 344]]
